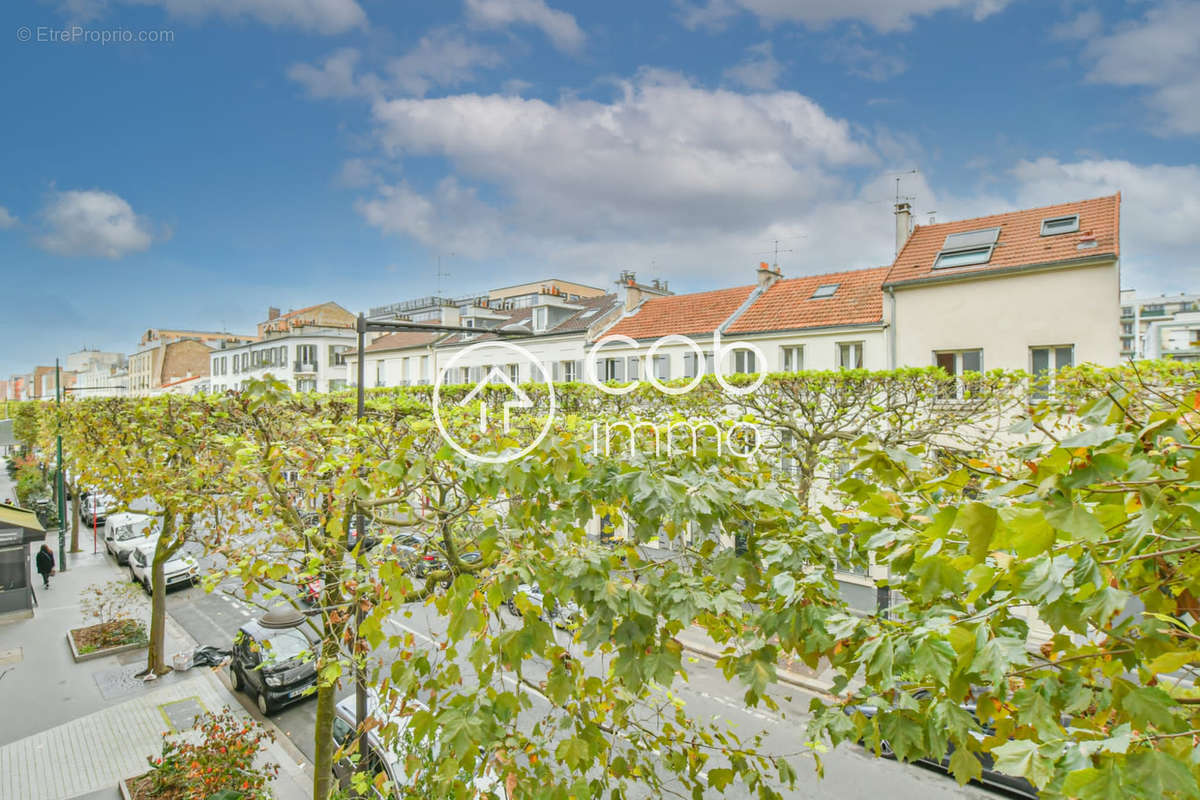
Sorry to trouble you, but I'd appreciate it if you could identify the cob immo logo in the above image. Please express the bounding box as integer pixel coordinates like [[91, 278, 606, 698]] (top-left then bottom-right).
[[433, 331, 763, 463]]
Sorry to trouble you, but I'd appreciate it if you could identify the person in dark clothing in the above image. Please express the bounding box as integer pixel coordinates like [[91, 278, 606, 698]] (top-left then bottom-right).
[[35, 545, 55, 589]]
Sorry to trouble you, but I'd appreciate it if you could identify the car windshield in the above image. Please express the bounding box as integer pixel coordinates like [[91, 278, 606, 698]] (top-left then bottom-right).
[[116, 524, 149, 541], [262, 630, 311, 663]]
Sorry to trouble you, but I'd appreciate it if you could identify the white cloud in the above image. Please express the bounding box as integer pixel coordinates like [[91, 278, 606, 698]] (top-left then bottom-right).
[[679, 0, 1011, 33], [464, 0, 585, 53], [386, 29, 504, 96], [824, 29, 907, 80], [356, 71, 880, 276], [1076, 1, 1200, 135], [288, 48, 378, 99], [1012, 157, 1200, 291], [58, 0, 366, 33], [289, 31, 503, 100], [37, 189, 156, 259], [0, 207, 17, 230], [1050, 8, 1102, 40], [723, 42, 784, 90]]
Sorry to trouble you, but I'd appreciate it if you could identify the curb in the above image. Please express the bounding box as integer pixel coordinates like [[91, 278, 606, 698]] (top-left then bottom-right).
[[200, 649, 315, 772], [66, 628, 147, 663], [678, 637, 836, 699]]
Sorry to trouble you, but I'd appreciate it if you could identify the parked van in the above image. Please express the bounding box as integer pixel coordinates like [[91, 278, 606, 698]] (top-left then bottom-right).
[[104, 512, 157, 565]]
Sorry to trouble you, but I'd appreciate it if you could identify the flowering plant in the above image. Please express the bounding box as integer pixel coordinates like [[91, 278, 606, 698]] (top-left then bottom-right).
[[134, 708, 279, 800]]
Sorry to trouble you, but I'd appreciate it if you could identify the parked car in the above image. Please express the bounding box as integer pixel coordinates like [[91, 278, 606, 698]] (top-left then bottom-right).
[[415, 549, 482, 577], [81, 492, 116, 526], [104, 512, 157, 565], [331, 692, 507, 799], [128, 541, 199, 594], [229, 618, 318, 715], [506, 583, 581, 629], [847, 695, 1038, 799]]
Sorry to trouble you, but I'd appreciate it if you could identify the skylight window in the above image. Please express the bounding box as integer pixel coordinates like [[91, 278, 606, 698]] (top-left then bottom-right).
[[934, 227, 1000, 269], [811, 283, 839, 299], [1041, 214, 1080, 236]]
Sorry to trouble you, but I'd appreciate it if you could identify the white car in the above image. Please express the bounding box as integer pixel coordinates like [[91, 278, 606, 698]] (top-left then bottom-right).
[[128, 541, 199, 593], [332, 692, 508, 799], [81, 492, 117, 526], [105, 512, 157, 565]]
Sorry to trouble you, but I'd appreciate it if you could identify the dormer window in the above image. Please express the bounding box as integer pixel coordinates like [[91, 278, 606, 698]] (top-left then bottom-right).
[[1040, 214, 1079, 236], [533, 306, 549, 332], [811, 283, 839, 299], [934, 227, 1000, 269]]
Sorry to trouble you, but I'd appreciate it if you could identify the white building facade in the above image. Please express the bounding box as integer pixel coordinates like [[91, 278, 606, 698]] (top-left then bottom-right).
[[209, 328, 355, 394]]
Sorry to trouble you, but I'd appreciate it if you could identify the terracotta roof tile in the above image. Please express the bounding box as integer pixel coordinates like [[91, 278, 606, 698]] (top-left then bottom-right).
[[885, 194, 1120, 286], [606, 285, 756, 340], [726, 266, 889, 334]]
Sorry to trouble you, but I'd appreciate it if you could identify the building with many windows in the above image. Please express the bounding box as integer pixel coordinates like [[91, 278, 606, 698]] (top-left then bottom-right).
[[1119, 290, 1200, 361], [210, 303, 356, 393]]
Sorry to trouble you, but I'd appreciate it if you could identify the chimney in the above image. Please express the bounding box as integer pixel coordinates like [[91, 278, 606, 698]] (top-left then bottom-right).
[[894, 201, 912, 255], [268, 307, 280, 321], [440, 303, 461, 327], [756, 261, 781, 290], [619, 271, 642, 312]]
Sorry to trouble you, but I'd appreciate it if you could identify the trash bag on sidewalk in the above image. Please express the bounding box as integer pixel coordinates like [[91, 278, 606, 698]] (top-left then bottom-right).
[[192, 645, 231, 668], [172, 650, 195, 671]]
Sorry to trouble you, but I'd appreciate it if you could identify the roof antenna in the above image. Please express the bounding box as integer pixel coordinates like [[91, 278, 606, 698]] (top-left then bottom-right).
[[755, 236, 804, 269], [435, 253, 454, 298]]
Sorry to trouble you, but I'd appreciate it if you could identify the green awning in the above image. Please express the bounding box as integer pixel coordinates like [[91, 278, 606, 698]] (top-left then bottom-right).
[[0, 503, 45, 546]]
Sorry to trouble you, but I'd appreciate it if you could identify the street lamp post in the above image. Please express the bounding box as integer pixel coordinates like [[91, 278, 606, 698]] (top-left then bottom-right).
[[347, 311, 528, 793], [55, 360, 65, 570]]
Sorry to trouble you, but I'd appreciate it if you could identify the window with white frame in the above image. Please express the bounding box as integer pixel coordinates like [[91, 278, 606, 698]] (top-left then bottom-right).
[[683, 352, 699, 378], [934, 349, 982, 399], [507, 363, 519, 382], [561, 360, 578, 382], [837, 341, 864, 369], [733, 348, 757, 374], [375, 360, 385, 387], [532, 307, 549, 332], [1030, 345, 1074, 399], [296, 345, 317, 369], [781, 346, 803, 372]]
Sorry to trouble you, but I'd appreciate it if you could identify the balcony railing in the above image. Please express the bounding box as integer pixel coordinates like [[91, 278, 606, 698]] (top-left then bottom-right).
[[294, 361, 318, 373]]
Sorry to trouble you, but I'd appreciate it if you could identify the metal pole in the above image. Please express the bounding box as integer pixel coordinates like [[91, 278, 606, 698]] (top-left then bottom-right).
[[353, 313, 368, 794], [55, 361, 66, 570]]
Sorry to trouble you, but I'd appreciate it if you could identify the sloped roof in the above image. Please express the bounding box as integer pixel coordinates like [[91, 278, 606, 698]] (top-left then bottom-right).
[[885, 194, 1120, 287], [0, 502, 45, 535], [364, 331, 443, 354], [605, 285, 756, 341], [726, 266, 889, 334], [439, 293, 622, 347]]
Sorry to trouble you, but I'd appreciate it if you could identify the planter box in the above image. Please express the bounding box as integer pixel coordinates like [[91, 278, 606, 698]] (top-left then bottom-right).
[[67, 625, 147, 663]]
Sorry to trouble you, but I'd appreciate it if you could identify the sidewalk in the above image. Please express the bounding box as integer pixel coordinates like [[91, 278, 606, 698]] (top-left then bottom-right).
[[0, 535, 312, 800]]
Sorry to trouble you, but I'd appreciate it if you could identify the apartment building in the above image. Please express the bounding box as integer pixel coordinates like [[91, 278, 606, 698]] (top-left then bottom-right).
[[67, 350, 128, 398], [210, 303, 356, 394], [1119, 290, 1200, 360]]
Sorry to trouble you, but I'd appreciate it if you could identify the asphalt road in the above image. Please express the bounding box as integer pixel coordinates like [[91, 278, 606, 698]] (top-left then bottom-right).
[[158, 566, 1013, 800]]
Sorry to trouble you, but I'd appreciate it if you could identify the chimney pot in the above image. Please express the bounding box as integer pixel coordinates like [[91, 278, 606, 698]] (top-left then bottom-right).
[[895, 201, 913, 255]]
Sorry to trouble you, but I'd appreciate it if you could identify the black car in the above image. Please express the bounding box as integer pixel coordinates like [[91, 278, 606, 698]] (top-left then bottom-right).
[[847, 697, 1038, 799], [229, 617, 318, 715]]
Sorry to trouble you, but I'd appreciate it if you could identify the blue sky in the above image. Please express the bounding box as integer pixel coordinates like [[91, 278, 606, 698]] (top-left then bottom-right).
[[2, 0, 1199, 376]]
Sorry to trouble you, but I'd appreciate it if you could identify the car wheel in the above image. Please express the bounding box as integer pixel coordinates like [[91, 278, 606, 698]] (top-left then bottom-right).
[[879, 740, 895, 759], [256, 690, 273, 716], [142, 576, 152, 594], [129, 567, 138, 584], [230, 664, 244, 692]]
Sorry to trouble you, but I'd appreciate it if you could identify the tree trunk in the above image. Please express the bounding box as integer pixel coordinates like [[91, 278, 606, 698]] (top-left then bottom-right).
[[69, 482, 81, 552], [311, 666, 337, 800], [145, 511, 176, 676]]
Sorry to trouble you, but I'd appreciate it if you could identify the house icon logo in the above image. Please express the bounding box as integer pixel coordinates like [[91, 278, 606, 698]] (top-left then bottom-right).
[[433, 341, 557, 464]]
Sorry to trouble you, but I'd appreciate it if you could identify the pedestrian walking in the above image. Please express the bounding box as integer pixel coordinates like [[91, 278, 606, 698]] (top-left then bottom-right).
[[35, 544, 55, 589]]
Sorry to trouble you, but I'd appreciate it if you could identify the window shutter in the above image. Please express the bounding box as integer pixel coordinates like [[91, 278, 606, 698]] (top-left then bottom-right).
[[552, 361, 560, 382], [613, 359, 625, 381]]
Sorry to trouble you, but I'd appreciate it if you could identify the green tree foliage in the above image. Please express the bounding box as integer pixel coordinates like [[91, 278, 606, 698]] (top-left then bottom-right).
[[60, 364, 1200, 799]]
